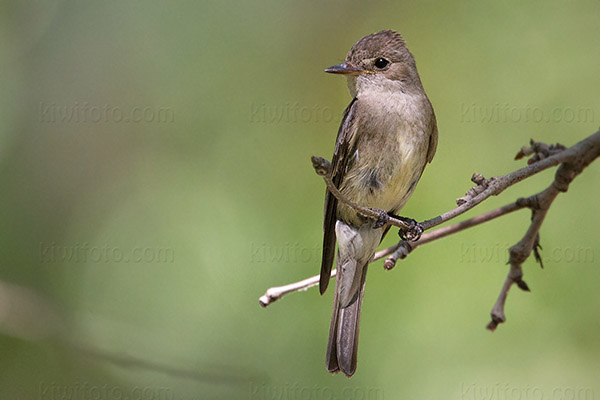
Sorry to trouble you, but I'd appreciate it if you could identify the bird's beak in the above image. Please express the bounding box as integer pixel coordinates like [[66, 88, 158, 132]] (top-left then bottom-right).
[[324, 62, 371, 75]]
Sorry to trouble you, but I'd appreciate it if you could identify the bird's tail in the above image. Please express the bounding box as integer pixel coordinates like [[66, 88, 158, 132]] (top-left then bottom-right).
[[326, 221, 382, 377], [326, 261, 368, 377]]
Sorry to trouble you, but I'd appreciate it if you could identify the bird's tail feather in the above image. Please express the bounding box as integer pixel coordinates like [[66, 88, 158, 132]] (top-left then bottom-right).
[[326, 261, 368, 377], [326, 221, 381, 377]]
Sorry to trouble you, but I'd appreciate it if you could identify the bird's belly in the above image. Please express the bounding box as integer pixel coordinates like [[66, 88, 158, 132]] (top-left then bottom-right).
[[338, 137, 427, 225]]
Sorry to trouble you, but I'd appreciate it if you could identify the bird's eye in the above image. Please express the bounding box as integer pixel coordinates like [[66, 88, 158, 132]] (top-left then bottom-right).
[[374, 58, 390, 69]]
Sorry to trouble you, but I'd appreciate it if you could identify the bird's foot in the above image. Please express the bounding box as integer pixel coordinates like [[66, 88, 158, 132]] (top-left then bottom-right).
[[396, 216, 423, 242]]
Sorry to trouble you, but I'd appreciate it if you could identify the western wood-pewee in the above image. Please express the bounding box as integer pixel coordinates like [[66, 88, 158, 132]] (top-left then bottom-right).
[[319, 30, 438, 377]]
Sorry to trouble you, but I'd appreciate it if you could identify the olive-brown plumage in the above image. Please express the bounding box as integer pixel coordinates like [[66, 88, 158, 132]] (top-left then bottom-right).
[[320, 30, 437, 377]]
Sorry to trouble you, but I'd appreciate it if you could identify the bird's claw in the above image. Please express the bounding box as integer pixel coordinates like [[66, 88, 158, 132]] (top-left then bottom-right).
[[398, 218, 423, 242]]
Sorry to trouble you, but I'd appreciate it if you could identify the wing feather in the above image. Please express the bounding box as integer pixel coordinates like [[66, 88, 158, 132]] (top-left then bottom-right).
[[426, 106, 438, 164], [319, 98, 359, 294]]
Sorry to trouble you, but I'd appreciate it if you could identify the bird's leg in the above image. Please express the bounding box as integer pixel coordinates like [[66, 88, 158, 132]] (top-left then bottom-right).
[[369, 210, 424, 241], [390, 214, 423, 241]]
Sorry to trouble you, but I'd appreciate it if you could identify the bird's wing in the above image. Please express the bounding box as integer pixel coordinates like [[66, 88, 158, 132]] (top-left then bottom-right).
[[319, 97, 360, 294], [426, 105, 438, 164]]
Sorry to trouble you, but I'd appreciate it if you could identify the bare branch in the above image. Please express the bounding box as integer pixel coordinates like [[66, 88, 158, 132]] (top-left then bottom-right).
[[421, 133, 597, 231], [382, 200, 526, 270], [259, 199, 525, 306], [261, 130, 600, 331], [487, 131, 600, 330]]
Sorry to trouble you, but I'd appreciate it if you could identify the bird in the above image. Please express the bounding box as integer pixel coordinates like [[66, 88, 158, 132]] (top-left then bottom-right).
[[319, 30, 438, 377]]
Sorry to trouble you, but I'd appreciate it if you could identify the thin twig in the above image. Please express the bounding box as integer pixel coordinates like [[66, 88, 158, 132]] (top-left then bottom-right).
[[259, 270, 336, 307]]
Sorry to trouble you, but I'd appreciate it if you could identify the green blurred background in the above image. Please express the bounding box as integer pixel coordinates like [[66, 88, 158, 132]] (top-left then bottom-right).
[[1, 1, 599, 399]]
